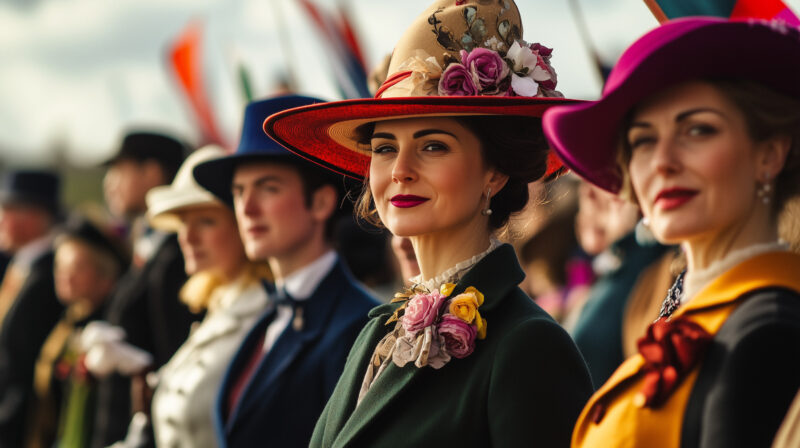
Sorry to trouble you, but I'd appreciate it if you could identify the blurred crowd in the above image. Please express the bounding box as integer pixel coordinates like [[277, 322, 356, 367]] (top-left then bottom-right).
[[1, 2, 800, 447], [2, 122, 797, 447]]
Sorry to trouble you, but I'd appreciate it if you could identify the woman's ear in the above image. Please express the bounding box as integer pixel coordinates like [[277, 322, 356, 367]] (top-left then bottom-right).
[[486, 170, 509, 198], [758, 135, 792, 181]]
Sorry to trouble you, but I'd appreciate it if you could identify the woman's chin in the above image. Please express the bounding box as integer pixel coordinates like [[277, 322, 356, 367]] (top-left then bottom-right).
[[384, 220, 429, 239], [652, 223, 702, 246]]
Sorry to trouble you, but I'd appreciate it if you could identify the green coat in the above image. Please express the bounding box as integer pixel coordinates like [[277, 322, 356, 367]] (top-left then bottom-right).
[[311, 244, 593, 448]]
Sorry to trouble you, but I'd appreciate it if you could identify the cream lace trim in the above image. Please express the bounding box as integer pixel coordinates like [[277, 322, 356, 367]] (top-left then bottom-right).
[[409, 238, 501, 291], [682, 241, 789, 303]]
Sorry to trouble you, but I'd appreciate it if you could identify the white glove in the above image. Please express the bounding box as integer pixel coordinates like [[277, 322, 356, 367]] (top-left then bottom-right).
[[81, 321, 153, 378]]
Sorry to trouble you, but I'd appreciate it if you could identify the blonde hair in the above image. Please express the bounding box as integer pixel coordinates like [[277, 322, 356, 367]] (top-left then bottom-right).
[[179, 261, 272, 313]]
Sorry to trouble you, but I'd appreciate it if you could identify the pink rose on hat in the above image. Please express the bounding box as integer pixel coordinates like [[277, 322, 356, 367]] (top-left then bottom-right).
[[462, 48, 509, 93], [438, 63, 480, 96]]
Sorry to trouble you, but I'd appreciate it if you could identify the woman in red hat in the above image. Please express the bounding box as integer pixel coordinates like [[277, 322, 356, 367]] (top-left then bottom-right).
[[542, 18, 800, 447], [264, 1, 593, 446]]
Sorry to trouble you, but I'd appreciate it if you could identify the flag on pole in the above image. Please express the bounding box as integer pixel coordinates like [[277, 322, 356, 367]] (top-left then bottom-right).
[[297, 0, 371, 99], [167, 20, 226, 147], [644, 0, 800, 25]]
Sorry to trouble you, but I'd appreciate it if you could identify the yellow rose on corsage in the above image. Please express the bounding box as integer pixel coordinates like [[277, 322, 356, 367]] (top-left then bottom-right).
[[448, 287, 487, 339], [449, 294, 479, 323]]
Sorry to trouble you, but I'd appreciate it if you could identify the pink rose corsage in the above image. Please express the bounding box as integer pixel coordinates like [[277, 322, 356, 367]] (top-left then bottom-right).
[[390, 283, 487, 369]]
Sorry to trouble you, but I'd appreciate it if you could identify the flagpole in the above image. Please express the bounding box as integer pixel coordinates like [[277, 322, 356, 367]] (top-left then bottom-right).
[[642, 0, 669, 23], [270, 0, 300, 92], [566, 0, 608, 84]]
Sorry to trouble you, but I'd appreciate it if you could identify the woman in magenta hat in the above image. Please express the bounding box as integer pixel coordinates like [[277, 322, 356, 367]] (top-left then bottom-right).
[[264, 1, 593, 446], [542, 18, 800, 447]]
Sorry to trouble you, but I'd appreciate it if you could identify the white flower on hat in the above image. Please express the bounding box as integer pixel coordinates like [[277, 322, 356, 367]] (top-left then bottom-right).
[[507, 40, 538, 73], [506, 40, 562, 98], [507, 41, 540, 96], [510, 73, 539, 97]]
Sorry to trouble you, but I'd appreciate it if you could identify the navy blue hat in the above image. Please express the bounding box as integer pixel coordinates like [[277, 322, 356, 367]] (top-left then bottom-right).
[[193, 95, 328, 204], [104, 131, 188, 182], [0, 170, 61, 216]]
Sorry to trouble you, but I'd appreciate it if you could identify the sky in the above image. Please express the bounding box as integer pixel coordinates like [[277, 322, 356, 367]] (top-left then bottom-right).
[[1, 0, 798, 167]]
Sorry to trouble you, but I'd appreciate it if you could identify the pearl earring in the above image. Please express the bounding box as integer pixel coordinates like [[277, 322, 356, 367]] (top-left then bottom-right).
[[481, 188, 493, 216], [757, 175, 772, 205], [635, 216, 657, 245]]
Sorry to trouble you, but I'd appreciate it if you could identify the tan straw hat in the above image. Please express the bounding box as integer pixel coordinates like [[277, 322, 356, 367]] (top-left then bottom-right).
[[263, 0, 582, 180]]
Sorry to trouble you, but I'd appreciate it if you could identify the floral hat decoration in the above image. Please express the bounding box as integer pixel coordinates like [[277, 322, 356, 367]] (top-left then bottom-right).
[[263, 0, 583, 181]]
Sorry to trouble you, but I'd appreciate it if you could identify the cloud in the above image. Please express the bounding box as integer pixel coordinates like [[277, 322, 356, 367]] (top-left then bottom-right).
[[2, 0, 799, 166]]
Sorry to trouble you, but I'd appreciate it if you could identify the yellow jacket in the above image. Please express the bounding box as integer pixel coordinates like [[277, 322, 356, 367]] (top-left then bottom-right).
[[572, 251, 800, 448]]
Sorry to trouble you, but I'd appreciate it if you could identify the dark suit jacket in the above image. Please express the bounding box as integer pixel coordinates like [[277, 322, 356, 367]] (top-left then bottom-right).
[[573, 233, 667, 386], [682, 288, 800, 448], [0, 250, 63, 448], [311, 244, 594, 448], [91, 234, 194, 448], [214, 259, 378, 448]]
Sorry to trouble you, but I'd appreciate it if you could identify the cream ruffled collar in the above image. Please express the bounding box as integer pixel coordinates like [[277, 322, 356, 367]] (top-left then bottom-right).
[[682, 240, 789, 302], [409, 238, 502, 291]]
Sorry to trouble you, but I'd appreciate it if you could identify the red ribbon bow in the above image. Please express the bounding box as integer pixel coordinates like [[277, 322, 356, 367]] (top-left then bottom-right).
[[636, 317, 712, 408]]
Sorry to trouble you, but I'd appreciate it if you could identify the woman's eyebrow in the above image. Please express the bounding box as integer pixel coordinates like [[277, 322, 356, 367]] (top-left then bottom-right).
[[371, 132, 395, 140], [413, 129, 458, 140], [371, 129, 459, 140], [675, 107, 724, 122]]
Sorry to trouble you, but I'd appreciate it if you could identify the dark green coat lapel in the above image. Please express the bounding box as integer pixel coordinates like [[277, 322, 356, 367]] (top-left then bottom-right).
[[329, 244, 524, 447]]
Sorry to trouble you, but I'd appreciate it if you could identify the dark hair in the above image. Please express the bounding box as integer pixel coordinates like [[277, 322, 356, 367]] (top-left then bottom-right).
[[275, 157, 350, 241], [354, 115, 550, 230], [617, 79, 800, 214]]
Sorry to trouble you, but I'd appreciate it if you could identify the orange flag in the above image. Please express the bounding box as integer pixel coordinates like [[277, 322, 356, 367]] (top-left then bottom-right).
[[167, 21, 226, 146]]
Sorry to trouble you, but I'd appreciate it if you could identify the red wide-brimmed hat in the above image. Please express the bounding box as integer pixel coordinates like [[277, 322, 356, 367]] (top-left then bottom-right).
[[263, 0, 583, 181], [542, 17, 800, 194]]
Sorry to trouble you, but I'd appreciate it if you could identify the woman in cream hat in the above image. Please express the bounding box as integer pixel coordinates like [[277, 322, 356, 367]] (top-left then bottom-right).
[[542, 18, 800, 447], [143, 145, 269, 447], [264, 1, 593, 446]]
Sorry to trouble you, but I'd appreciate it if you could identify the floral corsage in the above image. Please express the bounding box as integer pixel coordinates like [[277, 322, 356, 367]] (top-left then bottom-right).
[[386, 283, 487, 369]]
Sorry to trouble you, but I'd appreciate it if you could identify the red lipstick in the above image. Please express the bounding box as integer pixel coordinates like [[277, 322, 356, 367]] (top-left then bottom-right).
[[655, 188, 698, 211], [390, 195, 429, 208]]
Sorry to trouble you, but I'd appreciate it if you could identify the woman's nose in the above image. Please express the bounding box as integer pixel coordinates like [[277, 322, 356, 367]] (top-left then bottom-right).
[[391, 149, 418, 184]]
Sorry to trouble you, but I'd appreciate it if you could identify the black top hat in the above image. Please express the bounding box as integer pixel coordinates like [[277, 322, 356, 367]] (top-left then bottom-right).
[[0, 170, 61, 216], [57, 214, 129, 272], [104, 131, 188, 182]]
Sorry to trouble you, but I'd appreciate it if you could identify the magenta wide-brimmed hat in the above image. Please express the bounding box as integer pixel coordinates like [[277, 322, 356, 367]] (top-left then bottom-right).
[[542, 17, 800, 193]]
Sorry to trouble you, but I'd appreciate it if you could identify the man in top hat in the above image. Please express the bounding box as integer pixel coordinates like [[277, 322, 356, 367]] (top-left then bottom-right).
[[193, 96, 379, 448], [0, 169, 64, 447], [91, 131, 198, 447]]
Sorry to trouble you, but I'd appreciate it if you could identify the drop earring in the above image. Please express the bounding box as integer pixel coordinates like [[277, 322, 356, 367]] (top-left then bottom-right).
[[635, 215, 657, 246], [756, 175, 772, 205], [481, 188, 493, 216]]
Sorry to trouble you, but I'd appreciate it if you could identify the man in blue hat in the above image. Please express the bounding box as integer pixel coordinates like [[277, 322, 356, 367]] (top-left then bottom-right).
[[193, 95, 379, 448], [91, 131, 198, 447], [0, 169, 64, 447]]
